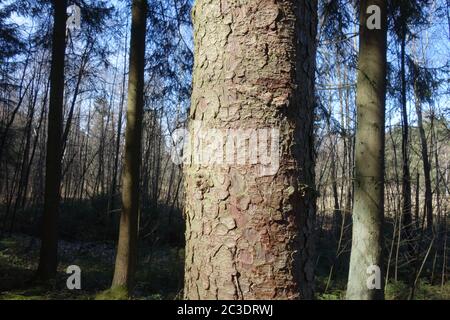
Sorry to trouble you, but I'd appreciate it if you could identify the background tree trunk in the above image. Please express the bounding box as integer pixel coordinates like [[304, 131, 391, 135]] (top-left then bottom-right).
[[36, 0, 67, 280], [111, 0, 147, 294], [346, 0, 387, 300], [400, 26, 413, 247], [413, 92, 432, 233]]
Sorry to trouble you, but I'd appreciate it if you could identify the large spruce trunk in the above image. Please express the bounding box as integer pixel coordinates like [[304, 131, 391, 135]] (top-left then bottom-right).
[[183, 0, 317, 300]]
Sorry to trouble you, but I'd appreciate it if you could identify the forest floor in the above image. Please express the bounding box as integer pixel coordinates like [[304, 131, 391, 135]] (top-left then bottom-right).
[[0, 233, 448, 300], [0, 233, 184, 300]]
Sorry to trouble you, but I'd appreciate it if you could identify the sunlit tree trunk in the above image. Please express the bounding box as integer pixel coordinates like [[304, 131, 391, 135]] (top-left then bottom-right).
[[346, 0, 387, 300], [413, 90, 432, 232]]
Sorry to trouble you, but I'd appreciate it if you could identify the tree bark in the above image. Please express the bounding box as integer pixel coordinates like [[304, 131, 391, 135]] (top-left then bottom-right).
[[400, 26, 413, 246], [108, 25, 128, 218], [183, 0, 317, 300], [36, 0, 67, 280], [413, 93, 432, 232], [346, 0, 387, 300], [111, 0, 147, 294]]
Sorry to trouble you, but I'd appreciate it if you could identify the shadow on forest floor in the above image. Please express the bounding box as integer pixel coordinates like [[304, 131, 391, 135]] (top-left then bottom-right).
[[0, 233, 184, 300], [0, 232, 448, 300]]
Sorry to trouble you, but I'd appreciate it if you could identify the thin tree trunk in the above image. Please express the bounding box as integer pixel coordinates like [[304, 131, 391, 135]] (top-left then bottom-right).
[[36, 0, 67, 280], [108, 23, 128, 217], [61, 42, 91, 154], [415, 172, 420, 230], [414, 88, 433, 233], [346, 0, 387, 300], [400, 27, 413, 249], [111, 0, 147, 295], [0, 53, 32, 162]]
